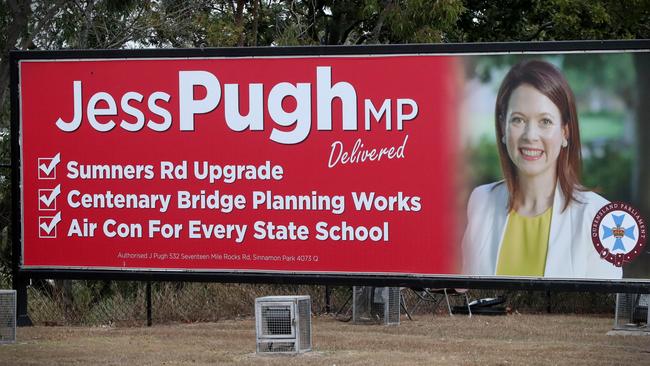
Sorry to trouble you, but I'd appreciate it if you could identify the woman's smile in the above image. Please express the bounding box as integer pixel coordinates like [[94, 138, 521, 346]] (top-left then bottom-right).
[[519, 147, 544, 160]]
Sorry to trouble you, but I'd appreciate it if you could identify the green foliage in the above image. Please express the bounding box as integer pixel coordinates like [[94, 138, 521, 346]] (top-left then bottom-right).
[[25, 0, 151, 49], [0, 2, 10, 52], [0, 96, 10, 281], [381, 0, 465, 43], [582, 141, 633, 202], [550, 0, 650, 40], [465, 136, 502, 187], [563, 53, 636, 107], [450, 0, 650, 42], [579, 112, 625, 141], [450, 0, 556, 42]]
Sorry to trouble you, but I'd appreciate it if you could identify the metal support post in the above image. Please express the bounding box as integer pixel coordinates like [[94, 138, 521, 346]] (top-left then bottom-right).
[[146, 281, 152, 326], [325, 285, 331, 313], [13, 275, 32, 326]]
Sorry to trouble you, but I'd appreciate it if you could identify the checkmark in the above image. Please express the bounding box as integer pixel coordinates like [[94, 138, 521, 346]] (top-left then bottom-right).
[[38, 153, 61, 180], [39, 212, 61, 238], [38, 184, 61, 211]]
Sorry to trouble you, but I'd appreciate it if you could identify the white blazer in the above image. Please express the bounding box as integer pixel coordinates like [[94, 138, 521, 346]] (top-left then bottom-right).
[[461, 181, 622, 279]]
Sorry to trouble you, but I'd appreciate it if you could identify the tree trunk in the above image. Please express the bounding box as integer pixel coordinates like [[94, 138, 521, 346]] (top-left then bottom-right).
[[235, 0, 246, 46], [251, 0, 259, 46], [369, 0, 394, 44], [626, 52, 650, 279], [78, 0, 95, 48], [55, 279, 75, 323]]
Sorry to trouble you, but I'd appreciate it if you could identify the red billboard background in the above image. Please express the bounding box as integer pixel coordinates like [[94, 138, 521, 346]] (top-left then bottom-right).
[[19, 56, 460, 274]]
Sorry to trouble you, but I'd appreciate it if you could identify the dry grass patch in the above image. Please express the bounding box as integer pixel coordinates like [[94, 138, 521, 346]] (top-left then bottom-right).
[[1, 314, 648, 365]]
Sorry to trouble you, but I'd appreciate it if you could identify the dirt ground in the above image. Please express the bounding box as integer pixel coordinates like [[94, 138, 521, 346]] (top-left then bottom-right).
[[1, 314, 649, 365]]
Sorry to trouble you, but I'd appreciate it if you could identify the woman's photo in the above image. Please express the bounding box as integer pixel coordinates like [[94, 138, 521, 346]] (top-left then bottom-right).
[[462, 59, 622, 279]]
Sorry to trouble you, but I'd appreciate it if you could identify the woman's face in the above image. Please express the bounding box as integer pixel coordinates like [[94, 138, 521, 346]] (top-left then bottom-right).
[[504, 84, 567, 179]]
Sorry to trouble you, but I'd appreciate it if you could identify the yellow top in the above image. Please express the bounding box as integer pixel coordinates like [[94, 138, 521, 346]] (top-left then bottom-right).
[[496, 207, 552, 276]]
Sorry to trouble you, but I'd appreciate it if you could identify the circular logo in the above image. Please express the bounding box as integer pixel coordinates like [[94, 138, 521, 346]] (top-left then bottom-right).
[[591, 202, 647, 267]]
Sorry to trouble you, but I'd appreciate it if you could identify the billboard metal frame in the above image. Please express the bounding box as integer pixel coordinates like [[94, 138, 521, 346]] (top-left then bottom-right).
[[10, 40, 650, 294]]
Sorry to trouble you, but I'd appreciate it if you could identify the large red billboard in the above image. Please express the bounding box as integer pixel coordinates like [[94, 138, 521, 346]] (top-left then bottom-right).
[[19, 55, 460, 274], [16, 45, 650, 283]]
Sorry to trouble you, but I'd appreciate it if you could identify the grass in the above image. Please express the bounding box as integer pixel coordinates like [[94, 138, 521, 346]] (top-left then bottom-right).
[[579, 114, 625, 141], [1, 314, 648, 365]]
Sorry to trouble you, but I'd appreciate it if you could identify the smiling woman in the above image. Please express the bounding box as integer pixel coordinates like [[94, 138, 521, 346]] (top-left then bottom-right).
[[461, 60, 622, 279]]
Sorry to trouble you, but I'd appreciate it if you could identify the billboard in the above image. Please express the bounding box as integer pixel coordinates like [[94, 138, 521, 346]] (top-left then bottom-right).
[[12, 42, 650, 286]]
